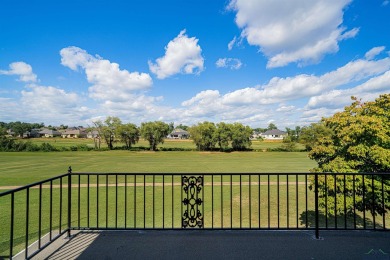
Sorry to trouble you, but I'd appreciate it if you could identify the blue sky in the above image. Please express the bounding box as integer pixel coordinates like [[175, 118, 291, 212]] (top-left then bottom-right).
[[1, 0, 390, 128]]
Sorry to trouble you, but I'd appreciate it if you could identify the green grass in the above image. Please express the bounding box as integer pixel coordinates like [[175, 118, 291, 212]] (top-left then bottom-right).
[[24, 137, 305, 151], [0, 151, 315, 187]]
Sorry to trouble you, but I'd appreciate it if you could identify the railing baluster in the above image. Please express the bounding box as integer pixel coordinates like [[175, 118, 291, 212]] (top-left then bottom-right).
[[363, 174, 366, 229], [277, 174, 280, 229], [134, 175, 136, 228], [39, 183, 42, 248], [60, 178, 63, 233], [287, 174, 289, 228], [344, 174, 347, 229], [10, 192, 14, 259], [50, 180, 53, 240], [353, 174, 356, 229], [172, 174, 174, 228], [144, 175, 146, 229], [249, 174, 252, 229], [125, 175, 127, 229], [268, 175, 270, 229], [116, 174, 118, 229], [372, 174, 375, 229], [325, 175, 328, 229], [230, 175, 232, 229], [163, 175, 165, 229], [334, 174, 337, 229], [97, 175, 99, 228], [221, 174, 223, 229], [153, 175, 155, 229], [212, 174, 214, 228], [78, 175, 81, 229], [67, 173, 71, 237], [382, 175, 385, 229], [296, 174, 298, 228], [305, 174, 308, 228], [25, 188, 30, 259], [106, 175, 108, 228], [240, 174, 242, 229], [257, 174, 261, 229], [87, 175, 90, 228]]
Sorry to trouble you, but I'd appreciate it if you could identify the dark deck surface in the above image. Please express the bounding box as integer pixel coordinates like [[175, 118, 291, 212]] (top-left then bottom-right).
[[31, 230, 390, 260]]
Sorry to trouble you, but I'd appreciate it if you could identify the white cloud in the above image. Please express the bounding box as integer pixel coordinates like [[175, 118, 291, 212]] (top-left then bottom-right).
[[307, 70, 390, 109], [148, 30, 204, 79], [178, 50, 390, 127], [0, 62, 37, 82], [228, 36, 237, 50], [216, 58, 243, 70], [383, 1, 389, 6], [20, 84, 89, 124], [228, 0, 357, 68], [365, 46, 386, 60], [60, 46, 153, 101]]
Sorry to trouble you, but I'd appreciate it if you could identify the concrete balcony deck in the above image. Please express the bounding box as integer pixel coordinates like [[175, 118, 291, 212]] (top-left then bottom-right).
[[26, 230, 390, 260]]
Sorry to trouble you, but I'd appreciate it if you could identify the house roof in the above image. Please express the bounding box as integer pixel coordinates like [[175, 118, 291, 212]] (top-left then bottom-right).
[[62, 129, 85, 135], [39, 129, 61, 135], [262, 129, 287, 135], [170, 128, 189, 135]]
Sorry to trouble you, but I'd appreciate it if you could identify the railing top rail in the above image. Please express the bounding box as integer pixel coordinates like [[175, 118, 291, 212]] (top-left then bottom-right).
[[70, 172, 390, 176], [0, 173, 69, 197]]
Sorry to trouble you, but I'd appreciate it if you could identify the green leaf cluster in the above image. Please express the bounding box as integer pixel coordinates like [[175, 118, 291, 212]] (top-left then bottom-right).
[[189, 122, 252, 151], [308, 94, 390, 217]]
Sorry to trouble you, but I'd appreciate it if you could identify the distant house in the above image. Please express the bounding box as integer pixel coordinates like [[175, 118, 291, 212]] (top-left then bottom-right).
[[260, 129, 287, 140], [61, 129, 87, 138], [168, 128, 190, 139], [38, 129, 62, 138], [87, 130, 99, 139], [23, 128, 41, 138]]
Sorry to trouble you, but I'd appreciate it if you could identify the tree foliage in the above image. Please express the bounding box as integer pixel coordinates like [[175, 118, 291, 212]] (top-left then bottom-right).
[[116, 123, 139, 149], [309, 95, 390, 216], [299, 122, 332, 151], [189, 121, 217, 151], [93, 116, 122, 150], [189, 122, 252, 151], [140, 121, 170, 151], [230, 123, 252, 151]]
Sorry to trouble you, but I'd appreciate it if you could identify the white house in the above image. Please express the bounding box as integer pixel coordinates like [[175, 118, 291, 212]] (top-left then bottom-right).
[[167, 128, 190, 139], [260, 129, 287, 140]]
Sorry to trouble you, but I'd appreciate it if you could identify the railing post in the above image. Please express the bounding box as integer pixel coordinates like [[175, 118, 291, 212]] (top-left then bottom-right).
[[67, 166, 72, 238], [314, 173, 320, 239]]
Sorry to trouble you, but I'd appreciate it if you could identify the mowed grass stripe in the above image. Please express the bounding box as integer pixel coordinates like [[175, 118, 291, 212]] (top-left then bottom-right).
[[0, 151, 316, 187]]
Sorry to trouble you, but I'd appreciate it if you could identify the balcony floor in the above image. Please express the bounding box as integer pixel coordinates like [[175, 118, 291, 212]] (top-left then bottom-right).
[[24, 230, 390, 260]]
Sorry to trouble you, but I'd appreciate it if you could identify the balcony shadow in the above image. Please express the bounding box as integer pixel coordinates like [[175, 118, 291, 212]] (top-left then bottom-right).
[[299, 210, 383, 229]]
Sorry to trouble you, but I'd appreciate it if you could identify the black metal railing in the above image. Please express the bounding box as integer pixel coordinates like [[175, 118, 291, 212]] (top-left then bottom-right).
[[0, 170, 389, 259]]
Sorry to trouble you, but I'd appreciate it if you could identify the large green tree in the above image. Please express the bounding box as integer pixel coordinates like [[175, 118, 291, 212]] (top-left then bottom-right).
[[214, 122, 231, 151], [189, 122, 217, 151], [299, 122, 332, 151], [93, 116, 122, 150], [230, 123, 252, 151], [309, 95, 390, 216], [116, 123, 139, 149], [140, 121, 169, 151]]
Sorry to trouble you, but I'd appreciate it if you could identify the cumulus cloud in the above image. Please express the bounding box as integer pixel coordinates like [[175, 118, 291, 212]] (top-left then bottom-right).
[[178, 50, 390, 126], [20, 84, 89, 124], [0, 62, 37, 82], [148, 30, 204, 79], [60, 46, 153, 101], [228, 0, 357, 68], [216, 58, 243, 70], [307, 70, 390, 109]]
